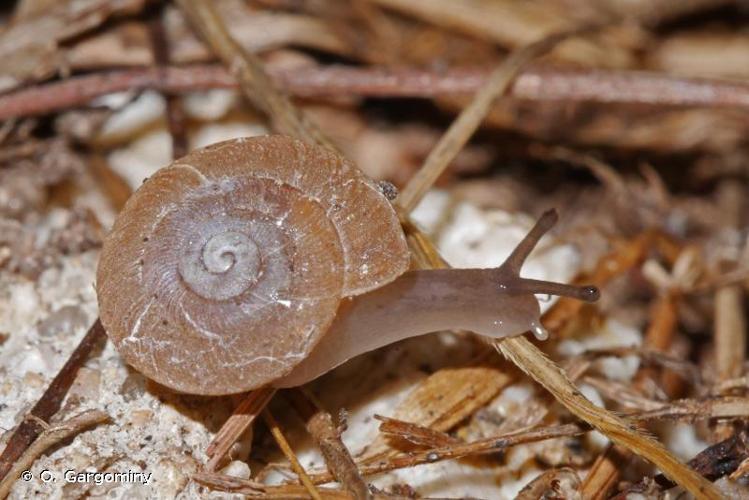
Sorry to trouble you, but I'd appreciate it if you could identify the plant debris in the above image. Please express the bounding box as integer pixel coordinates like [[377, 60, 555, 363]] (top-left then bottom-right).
[[1, 0, 749, 499]]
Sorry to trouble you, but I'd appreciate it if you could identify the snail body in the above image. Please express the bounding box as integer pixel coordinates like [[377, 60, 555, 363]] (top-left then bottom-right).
[[97, 135, 597, 395]]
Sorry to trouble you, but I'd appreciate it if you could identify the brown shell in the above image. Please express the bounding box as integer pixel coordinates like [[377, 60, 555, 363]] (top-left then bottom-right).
[[96, 135, 409, 395]]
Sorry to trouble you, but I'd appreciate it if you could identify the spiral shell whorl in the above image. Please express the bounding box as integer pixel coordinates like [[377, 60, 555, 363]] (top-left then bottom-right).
[[179, 230, 260, 300], [96, 136, 409, 395]]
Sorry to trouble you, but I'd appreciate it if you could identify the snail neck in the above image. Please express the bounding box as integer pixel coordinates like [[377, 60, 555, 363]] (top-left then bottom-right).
[[273, 268, 540, 387]]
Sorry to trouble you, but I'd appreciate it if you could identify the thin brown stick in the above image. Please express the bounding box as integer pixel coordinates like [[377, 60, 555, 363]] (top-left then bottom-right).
[[616, 429, 749, 498], [713, 180, 747, 441], [193, 472, 352, 499], [375, 414, 461, 448], [305, 423, 585, 485], [626, 396, 749, 422], [287, 389, 371, 500], [205, 387, 276, 472], [6, 64, 749, 122], [328, 424, 587, 482], [0, 320, 105, 482], [397, 27, 594, 211], [584, 376, 749, 421], [149, 6, 188, 159], [714, 181, 747, 384], [263, 409, 322, 500], [0, 410, 110, 498], [175, 0, 335, 151], [581, 447, 629, 500]]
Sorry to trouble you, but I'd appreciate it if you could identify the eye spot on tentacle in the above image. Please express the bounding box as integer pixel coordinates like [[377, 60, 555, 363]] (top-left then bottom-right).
[[581, 286, 600, 302]]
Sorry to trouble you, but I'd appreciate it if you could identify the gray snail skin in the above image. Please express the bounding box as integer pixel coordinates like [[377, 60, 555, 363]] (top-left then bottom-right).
[[96, 135, 599, 395], [275, 212, 598, 387]]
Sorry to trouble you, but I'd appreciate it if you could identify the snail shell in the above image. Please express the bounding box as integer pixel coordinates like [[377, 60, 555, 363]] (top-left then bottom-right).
[[96, 135, 410, 395]]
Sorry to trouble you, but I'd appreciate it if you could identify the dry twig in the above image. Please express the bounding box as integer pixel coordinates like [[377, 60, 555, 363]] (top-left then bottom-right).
[[629, 397, 749, 422], [306, 422, 586, 485], [374, 415, 460, 448], [192, 472, 351, 499], [205, 388, 276, 471], [287, 390, 371, 500], [263, 409, 322, 500], [149, 5, 188, 159], [7, 64, 749, 122], [0, 410, 110, 498], [175, 0, 335, 151], [714, 181, 747, 384], [615, 429, 749, 498], [0, 320, 105, 482], [397, 27, 597, 211]]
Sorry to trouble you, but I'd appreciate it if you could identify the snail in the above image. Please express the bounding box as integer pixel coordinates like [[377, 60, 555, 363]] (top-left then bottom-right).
[[97, 135, 598, 395]]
